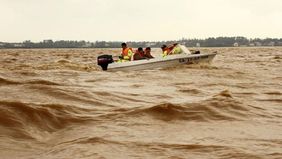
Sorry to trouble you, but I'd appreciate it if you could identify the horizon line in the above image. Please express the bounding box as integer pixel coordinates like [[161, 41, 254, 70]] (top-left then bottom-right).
[[1, 36, 282, 43]]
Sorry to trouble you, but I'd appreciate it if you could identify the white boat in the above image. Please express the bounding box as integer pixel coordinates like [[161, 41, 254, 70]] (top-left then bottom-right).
[[97, 45, 217, 71]]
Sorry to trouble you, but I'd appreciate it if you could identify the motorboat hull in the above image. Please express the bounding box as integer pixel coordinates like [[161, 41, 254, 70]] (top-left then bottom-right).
[[106, 53, 216, 71]]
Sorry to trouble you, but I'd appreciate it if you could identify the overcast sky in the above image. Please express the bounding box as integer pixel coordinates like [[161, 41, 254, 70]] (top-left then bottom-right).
[[1, 0, 282, 42]]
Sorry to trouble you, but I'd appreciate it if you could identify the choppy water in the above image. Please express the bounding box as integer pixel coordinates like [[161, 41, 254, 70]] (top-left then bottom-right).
[[0, 47, 281, 159]]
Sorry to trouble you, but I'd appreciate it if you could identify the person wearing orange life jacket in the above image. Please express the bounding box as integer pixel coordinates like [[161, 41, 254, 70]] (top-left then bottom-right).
[[119, 43, 133, 62], [133, 47, 146, 60]]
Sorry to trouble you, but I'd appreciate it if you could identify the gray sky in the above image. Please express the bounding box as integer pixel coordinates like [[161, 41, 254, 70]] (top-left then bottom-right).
[[1, 0, 282, 42]]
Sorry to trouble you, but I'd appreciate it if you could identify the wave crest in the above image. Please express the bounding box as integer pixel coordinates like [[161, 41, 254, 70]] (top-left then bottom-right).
[[0, 77, 19, 85], [0, 101, 92, 139], [0, 76, 59, 86], [126, 90, 261, 122]]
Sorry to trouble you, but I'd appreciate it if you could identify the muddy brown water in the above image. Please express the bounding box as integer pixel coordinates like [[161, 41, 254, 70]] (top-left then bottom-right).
[[0, 47, 281, 159]]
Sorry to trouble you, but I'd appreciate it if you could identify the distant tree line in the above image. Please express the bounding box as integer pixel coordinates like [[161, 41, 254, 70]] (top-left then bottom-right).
[[1, 37, 282, 49]]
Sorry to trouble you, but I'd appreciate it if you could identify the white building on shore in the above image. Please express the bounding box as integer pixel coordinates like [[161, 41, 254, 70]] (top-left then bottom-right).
[[233, 42, 239, 47]]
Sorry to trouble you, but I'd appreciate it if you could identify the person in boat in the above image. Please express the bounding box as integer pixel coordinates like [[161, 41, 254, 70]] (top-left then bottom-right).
[[133, 47, 146, 60], [161, 43, 182, 57], [144, 47, 154, 59], [119, 43, 133, 62], [161, 44, 174, 57]]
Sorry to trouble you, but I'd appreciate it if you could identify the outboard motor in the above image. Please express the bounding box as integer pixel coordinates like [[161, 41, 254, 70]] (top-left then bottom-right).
[[97, 55, 113, 70]]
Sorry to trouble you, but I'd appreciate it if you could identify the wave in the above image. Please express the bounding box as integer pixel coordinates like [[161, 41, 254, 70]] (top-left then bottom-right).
[[185, 64, 219, 70], [46, 137, 265, 159], [257, 98, 282, 103], [58, 137, 121, 145], [264, 91, 282, 95], [0, 76, 60, 86], [36, 60, 98, 72], [162, 63, 218, 71], [118, 90, 265, 122], [0, 101, 93, 139], [26, 79, 60, 85], [273, 55, 282, 59], [0, 77, 20, 85], [178, 88, 202, 94]]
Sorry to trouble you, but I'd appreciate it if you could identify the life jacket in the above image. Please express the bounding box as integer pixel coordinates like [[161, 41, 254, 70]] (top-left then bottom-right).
[[162, 47, 173, 57], [163, 44, 182, 57], [121, 48, 133, 61], [134, 50, 145, 60], [171, 45, 182, 54]]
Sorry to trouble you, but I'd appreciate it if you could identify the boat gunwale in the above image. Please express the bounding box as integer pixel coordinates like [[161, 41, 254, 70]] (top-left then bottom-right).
[[108, 53, 217, 70]]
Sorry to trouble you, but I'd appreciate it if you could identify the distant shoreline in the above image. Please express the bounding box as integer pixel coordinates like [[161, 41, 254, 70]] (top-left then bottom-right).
[[1, 37, 282, 49], [1, 46, 282, 50]]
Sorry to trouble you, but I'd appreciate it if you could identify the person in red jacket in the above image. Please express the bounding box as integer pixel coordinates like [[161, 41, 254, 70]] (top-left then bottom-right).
[[133, 47, 146, 60], [161, 43, 180, 57]]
